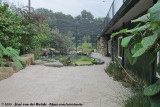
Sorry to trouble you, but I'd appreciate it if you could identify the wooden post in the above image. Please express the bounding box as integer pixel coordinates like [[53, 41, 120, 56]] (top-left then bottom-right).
[[76, 25, 78, 52], [106, 36, 109, 56]]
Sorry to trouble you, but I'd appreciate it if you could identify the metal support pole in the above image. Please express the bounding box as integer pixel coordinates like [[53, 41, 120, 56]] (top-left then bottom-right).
[[28, 0, 31, 16], [91, 32, 93, 47], [112, 2, 114, 17], [0, 0, 2, 5], [76, 25, 78, 52]]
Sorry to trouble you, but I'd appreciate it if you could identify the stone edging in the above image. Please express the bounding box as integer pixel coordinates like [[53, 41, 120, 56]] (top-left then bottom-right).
[[0, 54, 35, 81]]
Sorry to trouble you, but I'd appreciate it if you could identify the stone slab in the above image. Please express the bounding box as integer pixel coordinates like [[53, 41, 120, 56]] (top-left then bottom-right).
[[35, 60, 43, 65], [44, 61, 63, 67]]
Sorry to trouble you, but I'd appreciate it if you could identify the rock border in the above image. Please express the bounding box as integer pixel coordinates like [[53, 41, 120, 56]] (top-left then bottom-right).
[[0, 54, 35, 81]]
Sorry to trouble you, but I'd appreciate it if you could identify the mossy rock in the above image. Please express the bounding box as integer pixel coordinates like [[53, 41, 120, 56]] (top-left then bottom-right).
[[21, 54, 35, 65], [21, 54, 35, 67], [75, 61, 93, 66], [6, 61, 20, 72], [21, 57, 32, 67], [91, 59, 98, 64], [0, 67, 14, 81]]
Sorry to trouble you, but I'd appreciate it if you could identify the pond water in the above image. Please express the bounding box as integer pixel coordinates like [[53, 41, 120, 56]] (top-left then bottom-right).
[[48, 54, 89, 60]]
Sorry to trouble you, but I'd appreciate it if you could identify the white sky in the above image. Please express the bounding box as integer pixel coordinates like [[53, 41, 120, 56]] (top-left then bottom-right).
[[7, 0, 113, 18]]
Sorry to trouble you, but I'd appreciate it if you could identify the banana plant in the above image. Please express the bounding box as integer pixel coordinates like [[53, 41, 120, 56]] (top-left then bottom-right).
[[111, 0, 160, 106]]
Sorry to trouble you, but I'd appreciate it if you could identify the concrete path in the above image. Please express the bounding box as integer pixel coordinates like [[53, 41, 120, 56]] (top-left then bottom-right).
[[0, 53, 129, 107]]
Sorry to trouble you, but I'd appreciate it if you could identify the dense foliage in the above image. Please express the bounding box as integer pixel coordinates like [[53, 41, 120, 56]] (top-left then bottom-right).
[[0, 3, 74, 68], [0, 3, 50, 54], [42, 29, 73, 53], [36, 8, 104, 45], [111, 0, 160, 106]]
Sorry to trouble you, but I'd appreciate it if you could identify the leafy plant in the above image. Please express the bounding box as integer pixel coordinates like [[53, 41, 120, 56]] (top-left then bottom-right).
[[111, 0, 160, 106], [0, 43, 24, 69]]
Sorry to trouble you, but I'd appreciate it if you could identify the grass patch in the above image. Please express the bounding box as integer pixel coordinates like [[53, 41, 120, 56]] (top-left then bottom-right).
[[125, 91, 150, 107], [82, 49, 92, 55]]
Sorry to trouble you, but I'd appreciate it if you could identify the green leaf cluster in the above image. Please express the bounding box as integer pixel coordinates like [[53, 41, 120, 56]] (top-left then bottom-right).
[[111, 0, 160, 106], [0, 43, 24, 69]]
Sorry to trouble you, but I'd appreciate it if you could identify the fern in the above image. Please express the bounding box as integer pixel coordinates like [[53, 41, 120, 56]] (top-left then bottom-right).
[[0, 43, 24, 69]]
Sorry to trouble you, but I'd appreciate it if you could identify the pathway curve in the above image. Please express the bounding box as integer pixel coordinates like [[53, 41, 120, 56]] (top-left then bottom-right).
[[0, 53, 129, 107]]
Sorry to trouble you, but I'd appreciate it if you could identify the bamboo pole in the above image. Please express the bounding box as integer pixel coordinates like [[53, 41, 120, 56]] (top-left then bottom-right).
[[114, 56, 136, 82]]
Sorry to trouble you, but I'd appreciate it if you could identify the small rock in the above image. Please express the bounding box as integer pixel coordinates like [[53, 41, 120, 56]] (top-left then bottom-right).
[[50, 48, 55, 51], [35, 60, 43, 65]]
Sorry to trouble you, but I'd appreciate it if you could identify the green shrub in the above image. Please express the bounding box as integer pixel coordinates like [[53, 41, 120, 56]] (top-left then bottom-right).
[[91, 46, 97, 49], [59, 57, 67, 63], [34, 54, 41, 60], [59, 57, 72, 66], [0, 3, 50, 54], [82, 43, 89, 49], [42, 30, 73, 53], [72, 59, 77, 64], [0, 4, 26, 50], [82, 49, 92, 54]]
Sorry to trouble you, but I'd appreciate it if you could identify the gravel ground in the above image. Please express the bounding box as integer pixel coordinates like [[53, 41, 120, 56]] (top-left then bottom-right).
[[0, 53, 129, 107]]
